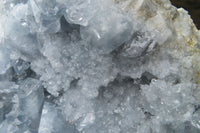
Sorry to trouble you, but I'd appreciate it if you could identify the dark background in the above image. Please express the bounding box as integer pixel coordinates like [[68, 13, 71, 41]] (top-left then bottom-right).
[[170, 0, 200, 29]]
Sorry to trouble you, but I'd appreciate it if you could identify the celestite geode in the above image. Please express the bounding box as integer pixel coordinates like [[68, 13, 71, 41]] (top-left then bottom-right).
[[0, 0, 200, 133]]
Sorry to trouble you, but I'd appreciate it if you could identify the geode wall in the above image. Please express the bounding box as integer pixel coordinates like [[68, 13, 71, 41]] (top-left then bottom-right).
[[0, 0, 200, 133]]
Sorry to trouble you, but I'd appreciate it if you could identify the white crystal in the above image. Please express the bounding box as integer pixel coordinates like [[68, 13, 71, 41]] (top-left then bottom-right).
[[0, 0, 200, 133]]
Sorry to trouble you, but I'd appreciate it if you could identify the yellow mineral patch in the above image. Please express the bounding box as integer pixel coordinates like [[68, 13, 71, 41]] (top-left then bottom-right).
[[186, 35, 197, 47]]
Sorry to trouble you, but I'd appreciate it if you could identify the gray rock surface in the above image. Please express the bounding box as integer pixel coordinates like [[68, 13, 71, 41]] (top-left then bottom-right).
[[0, 0, 200, 133]]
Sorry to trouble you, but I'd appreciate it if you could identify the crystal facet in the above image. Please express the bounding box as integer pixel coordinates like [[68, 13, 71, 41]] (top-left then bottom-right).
[[0, 0, 200, 133]]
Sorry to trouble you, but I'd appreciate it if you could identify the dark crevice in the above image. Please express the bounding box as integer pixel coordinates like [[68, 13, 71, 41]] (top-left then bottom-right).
[[193, 104, 200, 114], [164, 74, 181, 85], [111, 31, 156, 59], [69, 77, 80, 89], [44, 88, 57, 102], [0, 59, 38, 83], [141, 107, 155, 120], [96, 72, 157, 120], [43, 87, 65, 105], [60, 16, 80, 34], [58, 88, 65, 97], [59, 16, 81, 41], [139, 71, 158, 85], [11, 67, 38, 82], [144, 111, 154, 119], [97, 74, 136, 100], [97, 72, 157, 103], [98, 72, 157, 100]]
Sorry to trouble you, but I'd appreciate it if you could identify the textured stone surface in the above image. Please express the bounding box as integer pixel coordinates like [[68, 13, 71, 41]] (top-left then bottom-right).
[[0, 0, 200, 133], [170, 0, 200, 29]]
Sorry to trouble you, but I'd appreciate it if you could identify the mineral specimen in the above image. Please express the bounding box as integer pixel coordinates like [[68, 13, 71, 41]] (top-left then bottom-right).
[[0, 0, 200, 133]]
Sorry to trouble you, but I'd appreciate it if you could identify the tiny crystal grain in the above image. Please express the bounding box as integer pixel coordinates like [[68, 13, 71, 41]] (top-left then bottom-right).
[[0, 0, 200, 133]]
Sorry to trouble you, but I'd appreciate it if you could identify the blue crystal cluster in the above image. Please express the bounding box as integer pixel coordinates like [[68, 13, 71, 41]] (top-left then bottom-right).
[[0, 0, 199, 133]]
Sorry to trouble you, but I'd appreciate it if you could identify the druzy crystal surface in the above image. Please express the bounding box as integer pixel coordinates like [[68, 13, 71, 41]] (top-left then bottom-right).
[[0, 0, 200, 133]]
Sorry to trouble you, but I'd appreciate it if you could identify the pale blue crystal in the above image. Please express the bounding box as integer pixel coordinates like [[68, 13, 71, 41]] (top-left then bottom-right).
[[0, 0, 199, 133]]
